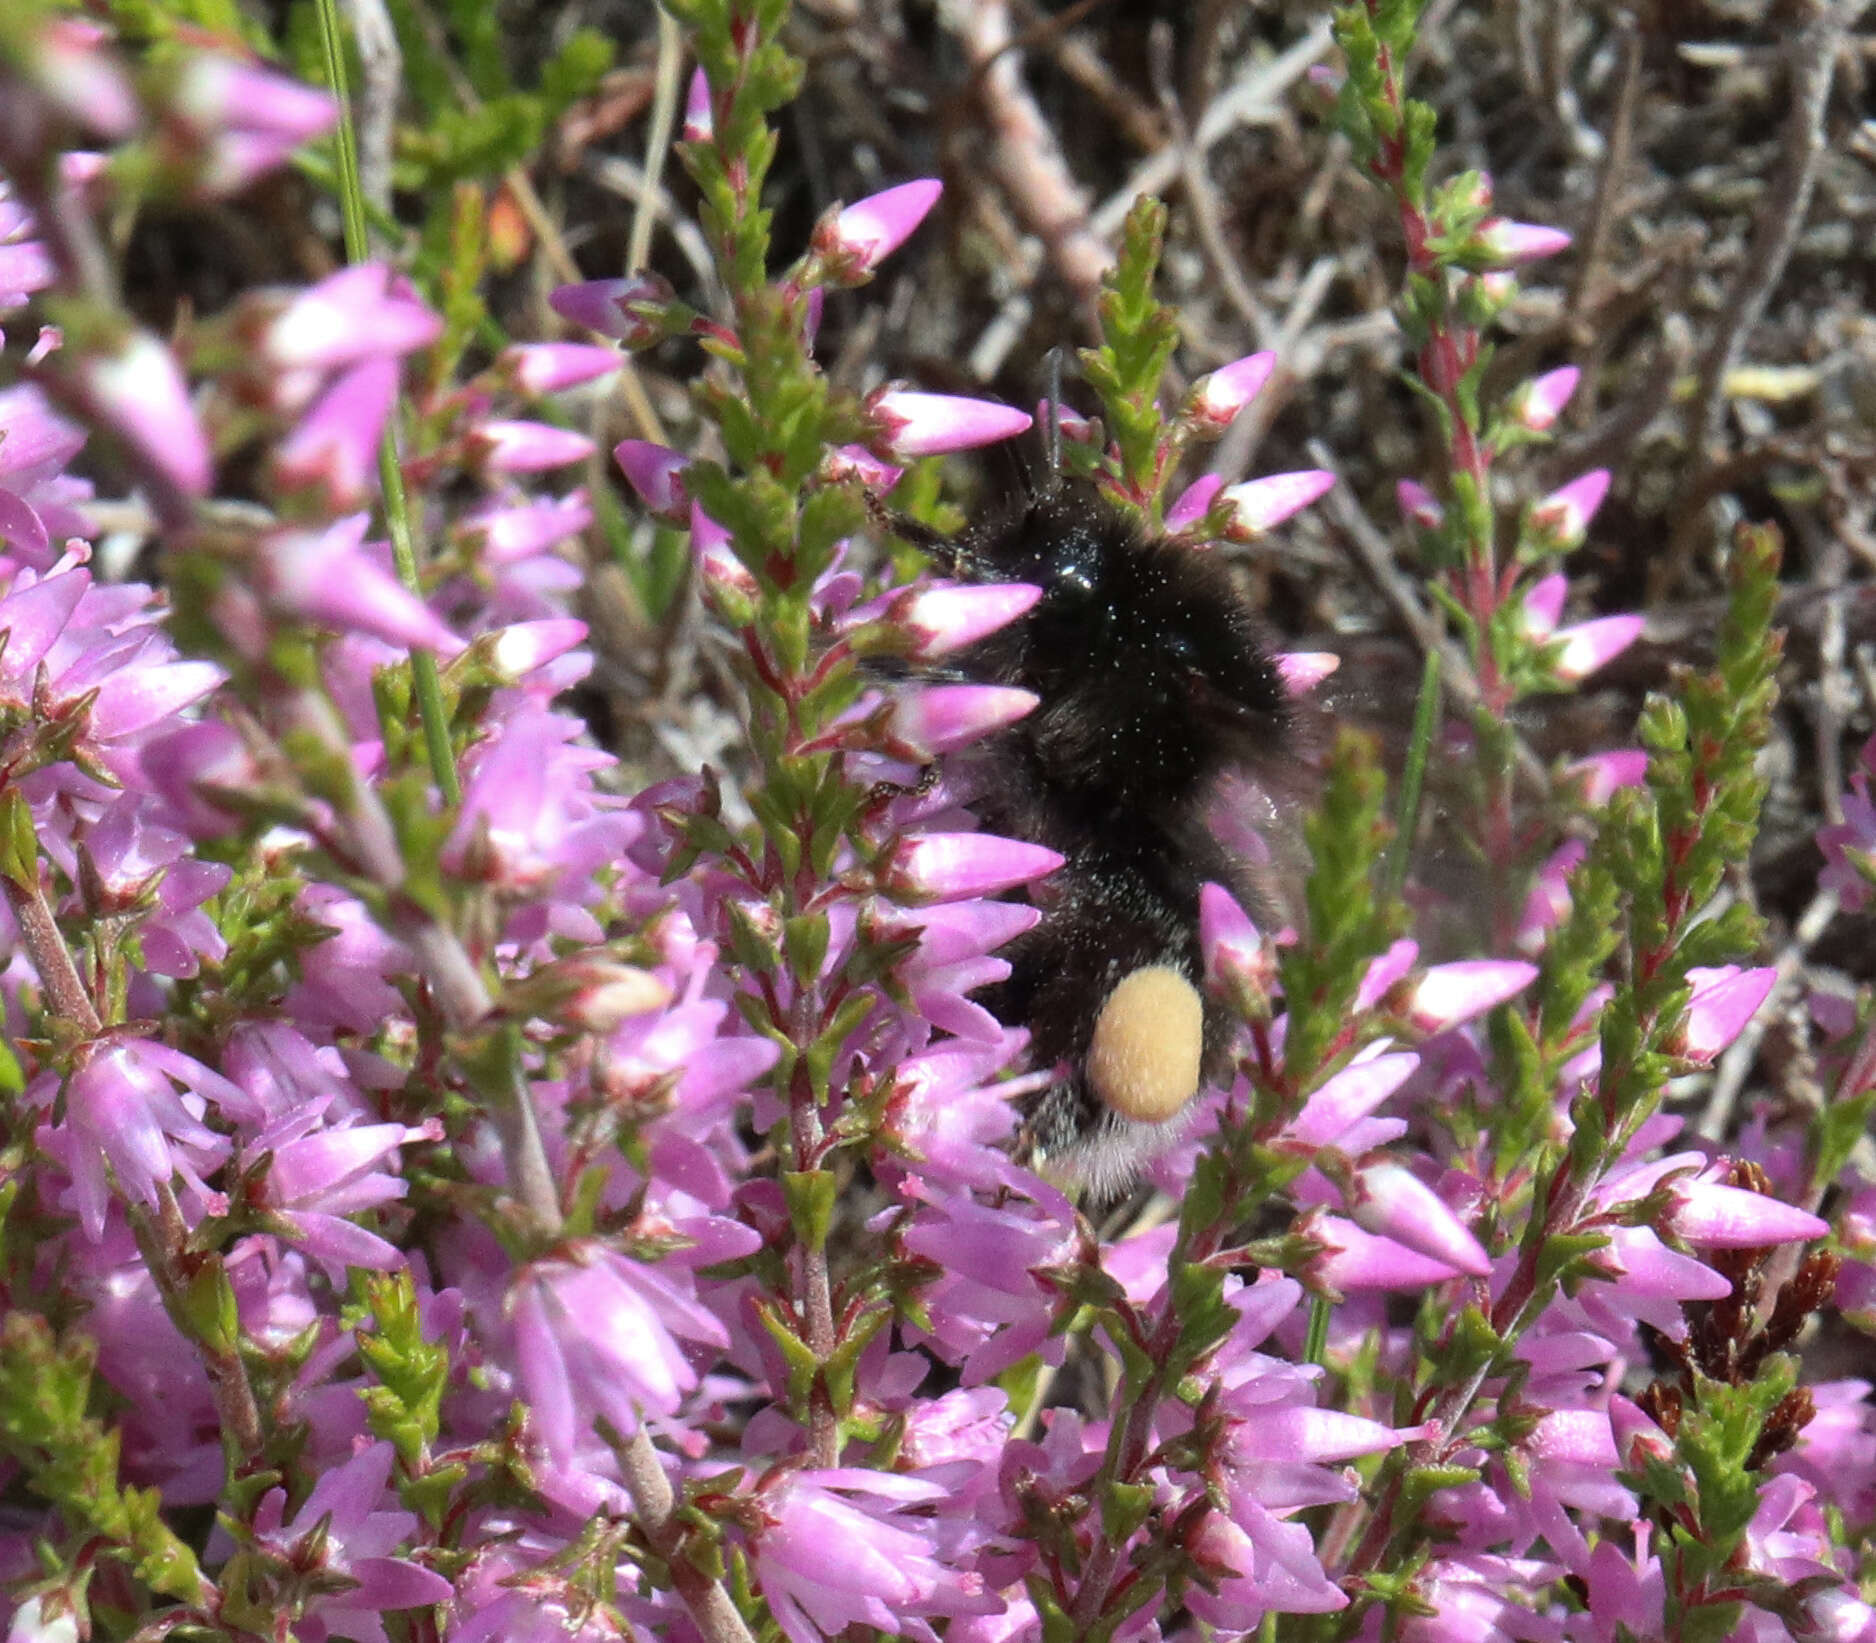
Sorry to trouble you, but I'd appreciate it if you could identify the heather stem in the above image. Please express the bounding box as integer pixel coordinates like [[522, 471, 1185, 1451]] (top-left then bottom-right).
[[314, 0, 461, 809], [620, 1427, 759, 1643], [125, 1192, 265, 1465], [2, 866, 101, 1037]]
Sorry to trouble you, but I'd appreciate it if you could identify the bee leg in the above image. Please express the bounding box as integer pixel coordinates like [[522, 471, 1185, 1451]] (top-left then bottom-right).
[[1085, 965, 1205, 1124], [865, 762, 940, 812]]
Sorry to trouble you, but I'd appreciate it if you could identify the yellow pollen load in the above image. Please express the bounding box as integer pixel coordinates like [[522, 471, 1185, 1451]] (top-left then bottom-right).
[[1086, 964, 1204, 1123]]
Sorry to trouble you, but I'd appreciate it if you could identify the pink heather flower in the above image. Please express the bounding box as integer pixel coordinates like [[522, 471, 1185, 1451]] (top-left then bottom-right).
[[880, 831, 1063, 903], [1570, 1525, 1666, 1643], [0, 383, 90, 565], [76, 329, 211, 497], [262, 263, 442, 374], [0, 561, 220, 769], [824, 442, 904, 492], [0, 183, 53, 317], [682, 66, 713, 142], [817, 178, 944, 278], [1820, 738, 1876, 911], [1405, 1555, 1567, 1643], [1473, 218, 1573, 267], [1518, 839, 1586, 953], [1346, 1160, 1492, 1276], [271, 355, 397, 508], [460, 490, 593, 565], [445, 707, 636, 898], [1166, 472, 1224, 531], [1188, 1507, 1346, 1627], [1508, 365, 1580, 432], [1275, 651, 1339, 695], [884, 684, 1038, 759], [1550, 614, 1643, 683], [249, 1108, 439, 1274], [1309, 1211, 1473, 1292], [165, 51, 335, 196], [22, 19, 140, 138], [499, 341, 620, 395], [250, 1442, 452, 1642], [1523, 572, 1568, 633], [49, 1039, 243, 1239], [486, 617, 591, 683], [613, 438, 690, 520], [470, 419, 595, 473], [1527, 468, 1611, 551], [1658, 1164, 1827, 1248], [1219, 469, 1335, 537], [1675, 965, 1777, 1061], [546, 272, 674, 345], [751, 1469, 994, 1643], [1567, 749, 1648, 806], [1284, 1050, 1419, 1152], [509, 1243, 730, 1459], [1201, 881, 1274, 1013], [866, 389, 1032, 460], [1399, 959, 1538, 1031], [864, 581, 1043, 662], [1187, 350, 1276, 431], [284, 884, 415, 1033], [255, 514, 463, 654], [1397, 478, 1444, 529], [40, 802, 229, 979]]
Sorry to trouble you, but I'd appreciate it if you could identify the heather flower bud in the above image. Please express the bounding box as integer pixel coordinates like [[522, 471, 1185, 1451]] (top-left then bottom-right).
[[1276, 652, 1339, 697], [884, 684, 1038, 759], [1311, 1213, 1471, 1293], [258, 515, 464, 655], [1516, 840, 1586, 953], [1199, 882, 1272, 1020], [1470, 218, 1573, 268], [1674, 965, 1777, 1061], [21, 19, 139, 138], [1165, 474, 1223, 532], [879, 832, 1062, 903], [470, 419, 594, 474], [271, 355, 396, 508], [865, 388, 1031, 460], [1397, 478, 1444, 529], [485, 618, 589, 682], [1400, 959, 1538, 1031], [1526, 468, 1611, 553], [1507, 365, 1580, 432], [1285, 1051, 1418, 1150], [682, 67, 712, 142], [613, 439, 690, 521], [1219, 469, 1335, 538], [812, 179, 943, 283], [1550, 614, 1644, 683], [1660, 1167, 1828, 1248], [1566, 749, 1648, 806], [1184, 350, 1276, 433], [76, 328, 211, 497], [167, 51, 337, 195], [498, 342, 621, 395], [1346, 1159, 1492, 1277], [547, 272, 676, 348], [515, 957, 673, 1032], [864, 581, 1042, 662], [262, 263, 442, 374]]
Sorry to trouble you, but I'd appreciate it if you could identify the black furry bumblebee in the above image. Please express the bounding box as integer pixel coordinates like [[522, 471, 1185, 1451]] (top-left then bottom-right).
[[916, 477, 1294, 1197]]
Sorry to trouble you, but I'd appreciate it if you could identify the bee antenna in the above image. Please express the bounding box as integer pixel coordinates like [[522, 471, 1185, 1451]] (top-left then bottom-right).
[[1040, 346, 1066, 496]]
